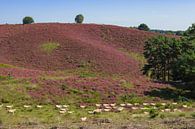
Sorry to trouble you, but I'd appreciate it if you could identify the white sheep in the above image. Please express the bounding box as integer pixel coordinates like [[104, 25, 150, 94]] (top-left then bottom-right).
[[81, 117, 87, 122], [59, 110, 66, 114], [23, 105, 31, 108], [80, 105, 86, 109], [63, 105, 69, 108], [6, 105, 13, 109], [95, 104, 101, 107], [143, 103, 149, 106], [93, 109, 102, 113], [8, 109, 16, 114], [120, 104, 126, 107], [117, 107, 124, 111], [110, 103, 116, 107], [126, 103, 133, 107], [104, 109, 111, 112], [36, 105, 43, 108], [182, 105, 188, 108]]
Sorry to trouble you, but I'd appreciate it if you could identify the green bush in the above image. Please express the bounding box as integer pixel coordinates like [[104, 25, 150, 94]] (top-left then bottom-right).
[[75, 14, 84, 24], [23, 16, 34, 24], [149, 109, 159, 118]]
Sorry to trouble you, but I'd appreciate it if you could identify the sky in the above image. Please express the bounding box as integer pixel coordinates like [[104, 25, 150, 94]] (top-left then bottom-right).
[[0, 0, 195, 30]]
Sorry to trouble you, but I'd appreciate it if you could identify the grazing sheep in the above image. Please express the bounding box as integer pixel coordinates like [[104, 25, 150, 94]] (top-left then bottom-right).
[[56, 105, 62, 108], [165, 109, 171, 112], [182, 105, 188, 108], [23, 105, 31, 108], [161, 110, 165, 112], [153, 107, 157, 109], [68, 111, 73, 114], [103, 104, 109, 107], [172, 103, 177, 105], [60, 108, 67, 111], [144, 112, 149, 115], [80, 105, 86, 109], [63, 105, 69, 108], [110, 103, 116, 107], [81, 117, 87, 122], [88, 111, 94, 114], [150, 103, 156, 106], [36, 105, 43, 108], [93, 109, 102, 113], [95, 104, 101, 107], [8, 109, 16, 114], [143, 103, 149, 106], [131, 107, 138, 110], [59, 110, 66, 114], [117, 107, 124, 112], [120, 104, 126, 107], [161, 103, 166, 106], [126, 103, 133, 107], [6, 105, 13, 109], [140, 107, 149, 110], [105, 106, 112, 109], [104, 109, 111, 112]]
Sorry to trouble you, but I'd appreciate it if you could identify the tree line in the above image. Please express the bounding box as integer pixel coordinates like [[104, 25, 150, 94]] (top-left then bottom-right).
[[143, 24, 195, 90]]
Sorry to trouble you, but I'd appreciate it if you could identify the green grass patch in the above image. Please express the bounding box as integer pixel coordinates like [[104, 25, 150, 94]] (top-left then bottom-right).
[[120, 80, 134, 89], [118, 94, 143, 104], [40, 42, 60, 54], [0, 63, 16, 68]]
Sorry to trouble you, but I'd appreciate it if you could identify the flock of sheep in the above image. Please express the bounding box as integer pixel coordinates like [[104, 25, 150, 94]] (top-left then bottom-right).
[[0, 102, 191, 122]]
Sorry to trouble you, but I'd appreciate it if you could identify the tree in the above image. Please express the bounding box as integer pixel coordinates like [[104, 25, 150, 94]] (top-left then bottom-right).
[[75, 14, 84, 24], [138, 23, 150, 31], [143, 36, 182, 81], [23, 16, 34, 24]]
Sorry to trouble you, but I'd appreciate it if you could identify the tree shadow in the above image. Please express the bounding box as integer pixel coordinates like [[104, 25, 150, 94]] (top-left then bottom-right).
[[144, 82, 195, 101]]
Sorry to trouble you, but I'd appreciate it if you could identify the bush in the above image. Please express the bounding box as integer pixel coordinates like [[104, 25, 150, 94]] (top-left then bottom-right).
[[138, 23, 150, 31], [23, 16, 34, 24], [75, 14, 84, 24], [149, 109, 159, 118]]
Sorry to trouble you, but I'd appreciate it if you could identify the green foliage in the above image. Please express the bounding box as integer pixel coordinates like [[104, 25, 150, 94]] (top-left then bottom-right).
[[149, 109, 159, 118], [40, 42, 60, 54], [143, 36, 182, 81], [75, 14, 84, 24], [119, 94, 143, 104], [23, 16, 34, 24], [138, 23, 150, 31]]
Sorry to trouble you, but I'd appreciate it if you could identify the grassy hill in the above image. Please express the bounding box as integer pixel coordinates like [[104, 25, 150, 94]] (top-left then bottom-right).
[[0, 23, 194, 128]]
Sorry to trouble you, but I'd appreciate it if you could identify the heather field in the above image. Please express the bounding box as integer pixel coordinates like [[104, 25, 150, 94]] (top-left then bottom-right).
[[0, 23, 194, 129]]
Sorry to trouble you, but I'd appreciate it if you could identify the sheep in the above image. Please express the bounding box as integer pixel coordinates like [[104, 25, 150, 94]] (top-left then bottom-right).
[[8, 109, 16, 114], [172, 103, 177, 105], [60, 108, 67, 111], [59, 110, 66, 114], [143, 103, 149, 106], [131, 107, 138, 110], [36, 105, 43, 108], [120, 104, 126, 107], [93, 109, 102, 113], [68, 111, 73, 114], [182, 105, 188, 108], [165, 109, 171, 112], [95, 104, 101, 107], [150, 103, 156, 106], [110, 103, 116, 107], [103, 104, 109, 107], [117, 107, 124, 112], [104, 109, 111, 112], [105, 106, 112, 109], [161, 103, 166, 106], [144, 112, 149, 115], [88, 111, 94, 114], [56, 105, 62, 109], [23, 105, 31, 108], [63, 105, 69, 108], [81, 117, 87, 122], [80, 105, 86, 109], [161, 110, 165, 112], [126, 103, 133, 107], [6, 105, 13, 109]]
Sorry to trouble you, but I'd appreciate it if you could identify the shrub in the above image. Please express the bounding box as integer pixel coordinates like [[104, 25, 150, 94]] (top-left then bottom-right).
[[75, 14, 84, 24], [23, 16, 34, 24], [138, 23, 150, 31], [149, 109, 159, 118]]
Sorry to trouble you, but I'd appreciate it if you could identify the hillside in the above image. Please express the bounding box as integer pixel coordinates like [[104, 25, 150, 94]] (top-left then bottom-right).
[[0, 23, 165, 100]]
